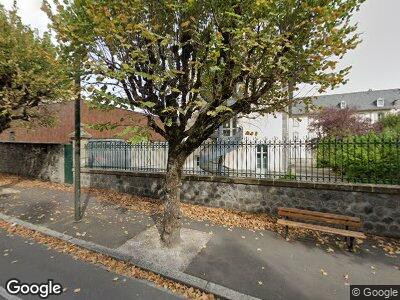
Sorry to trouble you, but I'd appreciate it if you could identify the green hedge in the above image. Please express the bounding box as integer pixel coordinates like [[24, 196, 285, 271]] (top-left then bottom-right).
[[316, 134, 400, 184]]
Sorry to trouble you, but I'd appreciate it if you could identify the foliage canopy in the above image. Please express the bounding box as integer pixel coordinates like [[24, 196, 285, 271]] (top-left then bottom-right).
[[45, 0, 364, 155], [0, 4, 71, 133]]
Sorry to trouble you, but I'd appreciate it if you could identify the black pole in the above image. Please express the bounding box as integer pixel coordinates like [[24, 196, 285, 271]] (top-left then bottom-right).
[[74, 71, 81, 222]]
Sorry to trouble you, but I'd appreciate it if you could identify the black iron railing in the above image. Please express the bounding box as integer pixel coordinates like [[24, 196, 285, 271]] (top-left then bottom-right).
[[84, 136, 400, 185]]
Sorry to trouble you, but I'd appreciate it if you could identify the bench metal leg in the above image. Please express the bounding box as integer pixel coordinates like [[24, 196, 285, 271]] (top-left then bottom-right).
[[347, 237, 355, 252], [344, 226, 349, 242]]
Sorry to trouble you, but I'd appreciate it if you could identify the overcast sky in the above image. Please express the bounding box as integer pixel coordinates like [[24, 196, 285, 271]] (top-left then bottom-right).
[[1, 0, 399, 96]]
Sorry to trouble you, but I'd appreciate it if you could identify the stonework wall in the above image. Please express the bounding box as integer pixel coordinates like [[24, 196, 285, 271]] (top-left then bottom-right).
[[0, 142, 65, 183], [81, 169, 400, 238]]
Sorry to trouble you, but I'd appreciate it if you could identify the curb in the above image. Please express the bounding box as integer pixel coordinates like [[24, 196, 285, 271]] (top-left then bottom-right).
[[0, 213, 260, 300]]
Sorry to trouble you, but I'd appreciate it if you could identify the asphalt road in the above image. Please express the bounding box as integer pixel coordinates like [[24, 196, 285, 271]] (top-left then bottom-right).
[[0, 229, 181, 300]]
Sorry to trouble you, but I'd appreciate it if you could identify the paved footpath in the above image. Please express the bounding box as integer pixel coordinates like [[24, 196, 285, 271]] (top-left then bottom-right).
[[0, 229, 180, 300], [0, 183, 399, 300]]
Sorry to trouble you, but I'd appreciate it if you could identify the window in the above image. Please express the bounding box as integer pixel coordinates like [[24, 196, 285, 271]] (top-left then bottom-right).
[[293, 132, 299, 140], [222, 118, 238, 137], [256, 145, 268, 170], [195, 155, 200, 167], [340, 101, 347, 109], [377, 112, 385, 121], [376, 98, 384, 107]]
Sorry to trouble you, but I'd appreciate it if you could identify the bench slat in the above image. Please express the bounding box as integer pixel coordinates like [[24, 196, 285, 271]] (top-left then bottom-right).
[[278, 207, 361, 223], [278, 211, 362, 228], [277, 219, 366, 239]]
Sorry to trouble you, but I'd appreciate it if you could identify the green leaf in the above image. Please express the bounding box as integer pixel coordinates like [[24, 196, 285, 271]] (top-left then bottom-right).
[[141, 101, 156, 108], [165, 118, 173, 127]]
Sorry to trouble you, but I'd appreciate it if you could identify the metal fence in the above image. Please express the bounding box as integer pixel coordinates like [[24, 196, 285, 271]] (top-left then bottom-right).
[[84, 136, 400, 185]]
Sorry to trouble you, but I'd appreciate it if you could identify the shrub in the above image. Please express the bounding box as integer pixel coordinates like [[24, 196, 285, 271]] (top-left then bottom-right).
[[316, 133, 400, 184], [376, 113, 400, 134]]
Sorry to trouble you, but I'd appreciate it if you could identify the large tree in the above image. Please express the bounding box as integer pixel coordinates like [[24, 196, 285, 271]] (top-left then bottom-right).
[[0, 4, 71, 134], [45, 0, 364, 247]]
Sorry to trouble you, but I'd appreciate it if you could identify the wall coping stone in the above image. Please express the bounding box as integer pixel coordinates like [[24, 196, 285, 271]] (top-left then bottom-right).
[[81, 168, 400, 195]]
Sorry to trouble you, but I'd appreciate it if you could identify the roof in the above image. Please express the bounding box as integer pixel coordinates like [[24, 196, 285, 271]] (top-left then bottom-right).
[[0, 101, 164, 144], [292, 88, 400, 115]]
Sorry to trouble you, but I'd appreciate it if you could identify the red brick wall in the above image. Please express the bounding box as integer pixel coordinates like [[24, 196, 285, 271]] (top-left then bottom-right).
[[0, 101, 164, 143]]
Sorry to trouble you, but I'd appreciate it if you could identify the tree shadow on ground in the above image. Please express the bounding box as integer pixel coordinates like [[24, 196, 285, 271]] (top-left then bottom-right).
[[80, 188, 93, 219]]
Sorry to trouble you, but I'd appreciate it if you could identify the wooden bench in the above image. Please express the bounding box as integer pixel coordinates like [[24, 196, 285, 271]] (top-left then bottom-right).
[[277, 207, 366, 251]]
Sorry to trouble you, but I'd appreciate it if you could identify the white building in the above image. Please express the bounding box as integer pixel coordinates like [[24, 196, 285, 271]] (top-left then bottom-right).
[[288, 88, 400, 140]]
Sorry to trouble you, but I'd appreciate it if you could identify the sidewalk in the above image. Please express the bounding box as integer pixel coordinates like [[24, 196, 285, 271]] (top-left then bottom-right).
[[0, 174, 399, 300]]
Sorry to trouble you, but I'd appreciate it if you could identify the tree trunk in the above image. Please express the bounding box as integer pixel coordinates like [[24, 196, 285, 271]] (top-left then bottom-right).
[[160, 152, 185, 247]]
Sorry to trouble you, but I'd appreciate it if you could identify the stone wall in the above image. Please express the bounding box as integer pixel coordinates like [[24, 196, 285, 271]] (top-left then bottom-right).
[[81, 168, 400, 238], [0, 142, 65, 183]]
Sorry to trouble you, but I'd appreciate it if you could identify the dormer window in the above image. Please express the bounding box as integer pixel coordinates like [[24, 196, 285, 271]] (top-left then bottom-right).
[[340, 101, 346, 109], [376, 98, 384, 107]]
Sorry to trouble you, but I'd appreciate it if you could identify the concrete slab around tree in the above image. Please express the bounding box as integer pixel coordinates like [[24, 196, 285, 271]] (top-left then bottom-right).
[[117, 226, 211, 271]]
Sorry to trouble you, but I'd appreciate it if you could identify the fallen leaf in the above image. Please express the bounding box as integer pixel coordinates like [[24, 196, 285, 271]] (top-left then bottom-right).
[[320, 269, 328, 276], [74, 288, 81, 293]]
